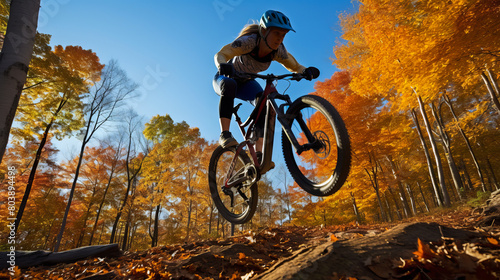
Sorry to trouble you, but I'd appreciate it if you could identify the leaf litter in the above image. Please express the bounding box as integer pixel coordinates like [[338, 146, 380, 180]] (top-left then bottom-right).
[[0, 208, 498, 279]]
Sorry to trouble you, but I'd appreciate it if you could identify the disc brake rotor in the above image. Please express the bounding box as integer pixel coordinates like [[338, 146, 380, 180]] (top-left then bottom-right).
[[313, 131, 331, 159]]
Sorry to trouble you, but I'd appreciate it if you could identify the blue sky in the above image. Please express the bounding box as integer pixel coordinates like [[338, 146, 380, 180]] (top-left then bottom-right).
[[37, 0, 357, 182]]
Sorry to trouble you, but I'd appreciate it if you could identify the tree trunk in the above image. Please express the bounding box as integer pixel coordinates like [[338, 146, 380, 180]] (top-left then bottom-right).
[[387, 187, 402, 220], [350, 192, 361, 225], [386, 156, 412, 217], [54, 124, 90, 252], [486, 157, 499, 190], [443, 94, 487, 192], [411, 108, 443, 206], [186, 198, 193, 241], [383, 193, 393, 222], [77, 197, 95, 248], [110, 141, 133, 244], [405, 184, 418, 215], [365, 166, 387, 222], [121, 209, 131, 251], [15, 119, 53, 233], [0, 0, 41, 164], [417, 182, 430, 212], [89, 162, 118, 245], [460, 158, 474, 191], [417, 94, 451, 207], [481, 69, 500, 115], [152, 204, 160, 247], [430, 102, 464, 200], [16, 95, 68, 233]]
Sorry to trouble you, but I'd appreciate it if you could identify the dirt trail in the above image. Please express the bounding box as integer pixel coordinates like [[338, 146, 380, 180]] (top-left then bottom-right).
[[255, 222, 482, 279], [2, 190, 500, 279]]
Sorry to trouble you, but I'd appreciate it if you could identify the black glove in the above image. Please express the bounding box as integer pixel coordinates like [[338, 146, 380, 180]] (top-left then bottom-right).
[[302, 67, 320, 81], [218, 63, 236, 77]]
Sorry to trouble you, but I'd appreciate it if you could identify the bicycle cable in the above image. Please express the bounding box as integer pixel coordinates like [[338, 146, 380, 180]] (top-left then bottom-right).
[[281, 79, 292, 96]]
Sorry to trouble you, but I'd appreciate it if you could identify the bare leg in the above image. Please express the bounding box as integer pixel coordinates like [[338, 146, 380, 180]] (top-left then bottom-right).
[[220, 117, 231, 132]]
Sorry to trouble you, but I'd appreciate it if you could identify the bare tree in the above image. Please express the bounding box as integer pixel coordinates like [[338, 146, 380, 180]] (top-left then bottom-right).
[[0, 0, 41, 164], [110, 110, 147, 249], [54, 60, 137, 252]]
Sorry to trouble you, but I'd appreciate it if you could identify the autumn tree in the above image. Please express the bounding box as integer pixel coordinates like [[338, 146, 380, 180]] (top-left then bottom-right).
[[88, 138, 126, 246], [332, 0, 500, 212], [171, 136, 209, 241], [110, 110, 147, 251], [0, 0, 41, 163], [0, 139, 66, 250], [55, 61, 137, 252], [14, 42, 103, 233], [139, 114, 201, 245]]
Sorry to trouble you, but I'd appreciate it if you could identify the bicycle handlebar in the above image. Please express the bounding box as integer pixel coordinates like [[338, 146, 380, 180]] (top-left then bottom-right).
[[234, 72, 305, 81]]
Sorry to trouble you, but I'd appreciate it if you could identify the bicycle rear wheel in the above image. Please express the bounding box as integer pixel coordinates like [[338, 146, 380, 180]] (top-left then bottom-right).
[[282, 95, 351, 196], [208, 146, 258, 224]]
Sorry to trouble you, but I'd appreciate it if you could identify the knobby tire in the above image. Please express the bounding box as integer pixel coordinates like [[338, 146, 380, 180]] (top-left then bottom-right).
[[282, 95, 351, 196]]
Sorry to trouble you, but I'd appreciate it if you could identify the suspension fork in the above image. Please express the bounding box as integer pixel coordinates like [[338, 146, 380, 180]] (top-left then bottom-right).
[[276, 100, 319, 155]]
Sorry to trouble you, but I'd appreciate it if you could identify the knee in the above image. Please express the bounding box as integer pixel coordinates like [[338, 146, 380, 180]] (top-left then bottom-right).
[[220, 78, 237, 98]]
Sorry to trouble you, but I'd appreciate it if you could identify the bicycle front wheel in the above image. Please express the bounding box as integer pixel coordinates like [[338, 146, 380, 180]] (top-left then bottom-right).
[[208, 146, 258, 224], [282, 95, 351, 196]]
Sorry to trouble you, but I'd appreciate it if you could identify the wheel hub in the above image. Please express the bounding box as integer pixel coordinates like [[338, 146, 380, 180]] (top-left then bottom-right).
[[313, 131, 331, 159]]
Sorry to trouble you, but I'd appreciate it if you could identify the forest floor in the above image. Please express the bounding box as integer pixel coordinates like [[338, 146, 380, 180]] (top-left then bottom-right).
[[2, 195, 500, 280]]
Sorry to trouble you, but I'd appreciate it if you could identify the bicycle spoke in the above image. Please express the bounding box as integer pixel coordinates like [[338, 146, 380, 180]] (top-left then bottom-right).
[[209, 146, 258, 223]]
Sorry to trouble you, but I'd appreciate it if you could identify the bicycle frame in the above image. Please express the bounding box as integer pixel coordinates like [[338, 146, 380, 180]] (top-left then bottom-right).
[[223, 74, 321, 189]]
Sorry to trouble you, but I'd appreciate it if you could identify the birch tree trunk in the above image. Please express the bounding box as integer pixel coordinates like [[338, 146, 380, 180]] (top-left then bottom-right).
[[405, 184, 418, 215], [443, 94, 487, 192], [416, 94, 451, 207], [481, 69, 500, 115], [411, 108, 443, 206], [430, 102, 464, 200], [0, 0, 41, 163]]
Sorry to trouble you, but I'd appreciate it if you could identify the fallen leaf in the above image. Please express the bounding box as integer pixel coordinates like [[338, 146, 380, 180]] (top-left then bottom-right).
[[487, 237, 499, 246], [413, 238, 436, 260], [330, 234, 339, 243]]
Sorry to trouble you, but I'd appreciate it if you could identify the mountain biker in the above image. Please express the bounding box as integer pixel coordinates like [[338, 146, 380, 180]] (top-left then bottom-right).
[[213, 10, 319, 160]]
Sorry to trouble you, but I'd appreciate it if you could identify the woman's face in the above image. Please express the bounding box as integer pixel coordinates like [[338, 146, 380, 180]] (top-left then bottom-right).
[[264, 27, 289, 49]]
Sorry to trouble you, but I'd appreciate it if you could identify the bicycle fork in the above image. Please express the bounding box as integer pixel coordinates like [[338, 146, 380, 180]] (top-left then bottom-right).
[[276, 100, 323, 156]]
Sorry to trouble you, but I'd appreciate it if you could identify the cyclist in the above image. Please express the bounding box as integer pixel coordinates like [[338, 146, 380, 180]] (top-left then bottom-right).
[[213, 10, 319, 158]]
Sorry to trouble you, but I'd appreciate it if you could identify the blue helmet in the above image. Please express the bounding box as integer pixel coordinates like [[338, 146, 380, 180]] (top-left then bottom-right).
[[259, 10, 295, 32]]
